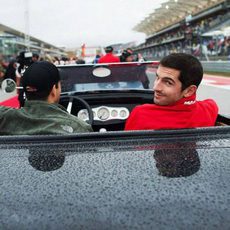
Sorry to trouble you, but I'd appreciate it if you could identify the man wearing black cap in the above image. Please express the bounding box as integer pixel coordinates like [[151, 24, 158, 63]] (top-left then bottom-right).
[[98, 46, 120, 63], [120, 49, 134, 62], [0, 61, 92, 135]]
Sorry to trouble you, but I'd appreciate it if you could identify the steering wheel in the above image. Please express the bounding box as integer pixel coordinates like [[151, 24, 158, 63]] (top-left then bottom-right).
[[60, 95, 94, 126]]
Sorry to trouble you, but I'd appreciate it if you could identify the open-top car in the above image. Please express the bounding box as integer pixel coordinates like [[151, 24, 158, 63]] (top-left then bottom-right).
[[57, 62, 229, 131], [58, 61, 157, 131], [0, 61, 230, 229]]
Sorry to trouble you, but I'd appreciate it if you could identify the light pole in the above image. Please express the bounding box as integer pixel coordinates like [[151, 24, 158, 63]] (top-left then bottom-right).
[[24, 0, 30, 51]]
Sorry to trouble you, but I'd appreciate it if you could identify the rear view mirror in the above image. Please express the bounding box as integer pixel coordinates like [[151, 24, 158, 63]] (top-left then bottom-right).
[[1, 79, 17, 93]]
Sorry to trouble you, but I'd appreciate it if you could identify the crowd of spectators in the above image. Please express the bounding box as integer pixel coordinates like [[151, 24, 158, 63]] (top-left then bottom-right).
[[0, 46, 148, 86], [139, 12, 230, 60], [1, 11, 229, 83]]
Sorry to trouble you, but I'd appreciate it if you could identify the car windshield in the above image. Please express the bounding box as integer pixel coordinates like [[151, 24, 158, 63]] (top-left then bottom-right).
[[58, 62, 158, 93]]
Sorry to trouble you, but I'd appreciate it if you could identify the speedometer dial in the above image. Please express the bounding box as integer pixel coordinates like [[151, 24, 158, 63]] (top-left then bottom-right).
[[111, 110, 118, 118], [77, 109, 89, 121], [97, 107, 110, 121], [119, 109, 127, 118]]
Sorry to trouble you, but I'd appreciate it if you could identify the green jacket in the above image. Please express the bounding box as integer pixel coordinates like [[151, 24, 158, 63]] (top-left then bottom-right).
[[0, 100, 93, 135]]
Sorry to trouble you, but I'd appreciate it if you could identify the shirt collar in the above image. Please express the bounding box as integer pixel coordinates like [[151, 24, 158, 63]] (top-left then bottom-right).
[[173, 94, 196, 106]]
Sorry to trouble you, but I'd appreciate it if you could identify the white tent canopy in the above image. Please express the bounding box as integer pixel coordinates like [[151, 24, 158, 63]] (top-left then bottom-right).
[[202, 26, 230, 37]]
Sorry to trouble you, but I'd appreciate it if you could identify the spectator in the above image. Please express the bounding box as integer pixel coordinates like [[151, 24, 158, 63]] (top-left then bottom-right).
[[4, 58, 17, 82], [93, 54, 101, 64], [120, 49, 134, 62], [120, 49, 145, 62], [53, 56, 60, 65], [0, 56, 6, 82], [98, 46, 120, 63], [32, 53, 39, 63]]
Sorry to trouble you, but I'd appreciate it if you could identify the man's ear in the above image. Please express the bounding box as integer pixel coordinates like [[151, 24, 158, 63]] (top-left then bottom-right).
[[50, 85, 57, 97], [47, 85, 57, 103], [183, 85, 197, 98]]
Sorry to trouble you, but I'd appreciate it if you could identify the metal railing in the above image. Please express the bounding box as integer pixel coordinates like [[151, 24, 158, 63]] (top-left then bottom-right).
[[201, 61, 230, 74]]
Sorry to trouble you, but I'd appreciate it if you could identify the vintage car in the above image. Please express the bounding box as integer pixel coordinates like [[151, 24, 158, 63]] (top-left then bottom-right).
[[0, 61, 230, 229]]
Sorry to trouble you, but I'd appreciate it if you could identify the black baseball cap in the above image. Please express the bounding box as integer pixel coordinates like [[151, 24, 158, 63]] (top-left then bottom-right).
[[104, 46, 113, 53], [22, 61, 60, 93]]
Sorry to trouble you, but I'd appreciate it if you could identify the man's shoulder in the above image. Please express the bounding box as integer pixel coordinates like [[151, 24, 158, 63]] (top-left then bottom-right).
[[98, 55, 107, 63], [197, 98, 218, 108], [197, 98, 219, 113], [110, 54, 120, 60], [199, 98, 217, 104], [0, 105, 16, 114]]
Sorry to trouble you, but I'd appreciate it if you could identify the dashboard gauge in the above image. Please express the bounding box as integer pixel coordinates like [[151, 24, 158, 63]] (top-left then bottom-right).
[[77, 109, 89, 121], [97, 107, 110, 121], [111, 110, 118, 118], [119, 109, 127, 118]]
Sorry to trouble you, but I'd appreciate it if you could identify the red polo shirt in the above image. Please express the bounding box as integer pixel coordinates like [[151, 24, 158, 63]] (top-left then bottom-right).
[[98, 53, 120, 63], [125, 94, 218, 130]]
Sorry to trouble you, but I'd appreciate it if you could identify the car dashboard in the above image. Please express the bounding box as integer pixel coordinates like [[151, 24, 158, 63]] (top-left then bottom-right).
[[59, 89, 154, 132], [78, 106, 130, 122]]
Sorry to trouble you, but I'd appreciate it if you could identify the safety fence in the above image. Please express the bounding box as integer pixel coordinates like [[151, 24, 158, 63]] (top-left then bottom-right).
[[201, 61, 230, 74]]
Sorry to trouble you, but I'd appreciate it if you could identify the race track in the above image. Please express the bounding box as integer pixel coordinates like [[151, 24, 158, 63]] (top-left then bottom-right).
[[198, 74, 230, 115]]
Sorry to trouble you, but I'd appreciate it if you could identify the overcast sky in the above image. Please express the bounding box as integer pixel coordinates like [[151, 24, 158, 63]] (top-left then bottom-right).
[[0, 0, 168, 48]]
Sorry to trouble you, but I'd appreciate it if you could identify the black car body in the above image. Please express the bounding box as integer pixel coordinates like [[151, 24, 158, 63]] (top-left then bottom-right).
[[1, 62, 230, 229]]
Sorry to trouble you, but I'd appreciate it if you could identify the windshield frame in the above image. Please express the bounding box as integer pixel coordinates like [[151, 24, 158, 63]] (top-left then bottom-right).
[[57, 61, 159, 93]]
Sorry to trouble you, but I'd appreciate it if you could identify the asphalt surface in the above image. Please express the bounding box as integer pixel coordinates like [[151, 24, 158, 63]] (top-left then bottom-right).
[[197, 84, 229, 115], [198, 74, 230, 115]]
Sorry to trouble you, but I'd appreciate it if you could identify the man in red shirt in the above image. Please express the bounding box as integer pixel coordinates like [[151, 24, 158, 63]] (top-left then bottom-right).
[[98, 46, 120, 63], [125, 53, 218, 130]]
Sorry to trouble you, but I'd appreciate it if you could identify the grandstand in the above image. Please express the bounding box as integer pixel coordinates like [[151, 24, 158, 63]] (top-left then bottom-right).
[[133, 0, 230, 61], [0, 23, 67, 60]]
